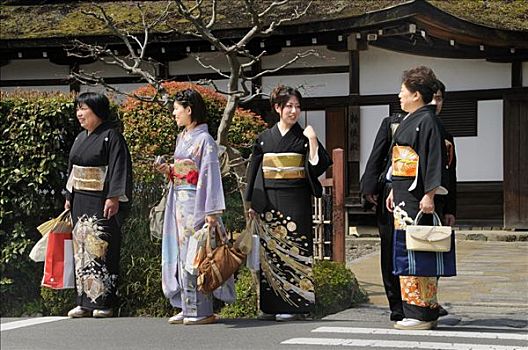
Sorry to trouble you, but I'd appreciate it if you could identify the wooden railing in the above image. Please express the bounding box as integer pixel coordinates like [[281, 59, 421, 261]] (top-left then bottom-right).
[[313, 148, 346, 262]]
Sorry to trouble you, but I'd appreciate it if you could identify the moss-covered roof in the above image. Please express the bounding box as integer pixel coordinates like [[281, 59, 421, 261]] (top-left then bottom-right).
[[0, 0, 526, 41]]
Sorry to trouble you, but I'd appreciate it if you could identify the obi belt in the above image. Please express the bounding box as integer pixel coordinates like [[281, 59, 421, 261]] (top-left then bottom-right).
[[171, 159, 199, 188], [66, 165, 107, 192], [262, 153, 305, 180]]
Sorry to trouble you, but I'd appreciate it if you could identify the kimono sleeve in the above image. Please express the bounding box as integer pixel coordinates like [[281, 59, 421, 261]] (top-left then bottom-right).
[[360, 117, 391, 195], [419, 117, 448, 195], [445, 134, 457, 215], [193, 136, 226, 229], [106, 130, 133, 202], [305, 139, 332, 198], [244, 136, 264, 203]]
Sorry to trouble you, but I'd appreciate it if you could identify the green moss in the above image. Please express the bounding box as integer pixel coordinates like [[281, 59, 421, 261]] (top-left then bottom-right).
[[1, 1, 525, 40]]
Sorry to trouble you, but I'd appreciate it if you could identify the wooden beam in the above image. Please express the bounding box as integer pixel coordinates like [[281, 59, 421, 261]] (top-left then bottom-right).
[[512, 61, 522, 88], [332, 148, 346, 263]]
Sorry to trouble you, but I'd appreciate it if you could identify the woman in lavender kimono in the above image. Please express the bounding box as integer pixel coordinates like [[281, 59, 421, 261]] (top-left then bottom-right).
[[155, 89, 228, 326]]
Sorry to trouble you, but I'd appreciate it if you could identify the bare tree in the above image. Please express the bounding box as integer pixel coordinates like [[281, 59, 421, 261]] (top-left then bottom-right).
[[67, 0, 316, 214]]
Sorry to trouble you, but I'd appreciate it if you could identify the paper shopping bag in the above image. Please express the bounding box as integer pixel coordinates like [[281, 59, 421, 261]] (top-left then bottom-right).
[[42, 212, 74, 289]]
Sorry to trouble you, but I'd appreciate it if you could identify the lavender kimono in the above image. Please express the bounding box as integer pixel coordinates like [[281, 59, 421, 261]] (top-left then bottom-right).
[[161, 124, 232, 317]]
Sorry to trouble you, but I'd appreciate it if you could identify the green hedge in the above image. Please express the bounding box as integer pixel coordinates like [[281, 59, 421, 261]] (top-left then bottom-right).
[[0, 91, 80, 316], [1, 87, 367, 319]]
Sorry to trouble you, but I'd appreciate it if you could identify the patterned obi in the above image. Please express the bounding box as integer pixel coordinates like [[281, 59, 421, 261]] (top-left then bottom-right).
[[392, 145, 419, 177], [66, 165, 107, 192], [171, 159, 199, 187], [262, 153, 305, 180]]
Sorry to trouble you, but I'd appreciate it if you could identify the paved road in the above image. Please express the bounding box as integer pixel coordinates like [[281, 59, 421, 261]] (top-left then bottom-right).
[[2, 240, 527, 350], [2, 311, 527, 350]]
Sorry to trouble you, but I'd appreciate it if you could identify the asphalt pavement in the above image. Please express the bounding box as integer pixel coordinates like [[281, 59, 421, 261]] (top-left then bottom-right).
[[1, 229, 527, 350]]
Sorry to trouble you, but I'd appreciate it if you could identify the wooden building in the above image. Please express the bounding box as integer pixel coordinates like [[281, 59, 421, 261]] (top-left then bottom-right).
[[1, 0, 527, 228]]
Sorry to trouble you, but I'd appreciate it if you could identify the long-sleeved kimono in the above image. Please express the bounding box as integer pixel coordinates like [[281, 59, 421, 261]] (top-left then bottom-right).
[[245, 123, 332, 315], [161, 123, 229, 317], [390, 104, 449, 322], [66, 121, 132, 310], [360, 113, 404, 320]]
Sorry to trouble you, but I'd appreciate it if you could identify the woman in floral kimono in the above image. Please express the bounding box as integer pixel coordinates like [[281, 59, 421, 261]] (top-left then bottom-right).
[[386, 66, 449, 330], [155, 89, 228, 326], [245, 85, 331, 322], [65, 92, 132, 318]]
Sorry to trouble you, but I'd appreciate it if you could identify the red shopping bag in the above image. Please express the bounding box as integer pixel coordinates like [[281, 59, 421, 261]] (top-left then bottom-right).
[[41, 213, 74, 289]]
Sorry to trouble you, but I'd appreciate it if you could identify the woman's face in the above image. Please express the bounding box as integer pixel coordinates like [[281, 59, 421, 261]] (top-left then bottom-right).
[[398, 83, 422, 113], [275, 96, 301, 128], [76, 103, 102, 132], [173, 101, 193, 128]]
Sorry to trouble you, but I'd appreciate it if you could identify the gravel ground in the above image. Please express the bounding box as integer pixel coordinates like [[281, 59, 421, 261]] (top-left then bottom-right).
[[345, 237, 381, 265]]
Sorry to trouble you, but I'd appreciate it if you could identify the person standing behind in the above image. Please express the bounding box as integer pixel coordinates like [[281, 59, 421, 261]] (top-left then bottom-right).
[[155, 89, 229, 326], [432, 80, 457, 227], [65, 92, 133, 318], [245, 85, 332, 322], [360, 113, 405, 322]]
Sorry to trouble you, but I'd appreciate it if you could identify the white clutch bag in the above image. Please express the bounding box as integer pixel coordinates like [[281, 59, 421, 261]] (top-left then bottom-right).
[[405, 210, 452, 252]]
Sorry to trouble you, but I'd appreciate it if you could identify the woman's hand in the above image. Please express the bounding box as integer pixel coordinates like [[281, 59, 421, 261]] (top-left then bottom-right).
[[419, 191, 435, 214], [155, 162, 170, 176], [386, 189, 394, 212], [303, 125, 317, 140], [205, 214, 218, 227], [64, 200, 71, 211], [248, 208, 257, 219], [104, 197, 120, 219]]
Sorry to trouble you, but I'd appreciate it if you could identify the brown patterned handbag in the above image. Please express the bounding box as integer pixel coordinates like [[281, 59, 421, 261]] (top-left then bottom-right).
[[197, 224, 245, 293]]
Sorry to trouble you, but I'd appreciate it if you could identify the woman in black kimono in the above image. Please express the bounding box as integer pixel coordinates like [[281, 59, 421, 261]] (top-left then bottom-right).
[[64, 92, 132, 318], [245, 85, 331, 321], [386, 66, 449, 330]]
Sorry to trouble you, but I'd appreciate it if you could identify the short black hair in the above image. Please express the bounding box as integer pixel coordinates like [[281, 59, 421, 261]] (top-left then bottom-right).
[[75, 92, 110, 121], [436, 79, 446, 99], [270, 85, 302, 110], [173, 89, 207, 125], [401, 66, 438, 104]]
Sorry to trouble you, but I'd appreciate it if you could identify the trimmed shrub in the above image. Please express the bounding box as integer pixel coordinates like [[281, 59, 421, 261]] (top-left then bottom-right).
[[313, 260, 368, 318], [218, 267, 258, 319], [0, 91, 80, 316]]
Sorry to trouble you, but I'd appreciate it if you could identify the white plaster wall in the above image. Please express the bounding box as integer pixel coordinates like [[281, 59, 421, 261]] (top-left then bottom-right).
[[1, 59, 69, 80], [80, 60, 156, 78], [523, 61, 528, 87], [359, 105, 390, 176], [455, 100, 503, 181], [360, 46, 512, 95], [262, 73, 349, 97], [0, 86, 70, 93], [168, 52, 250, 75], [262, 45, 348, 69], [80, 83, 145, 103]]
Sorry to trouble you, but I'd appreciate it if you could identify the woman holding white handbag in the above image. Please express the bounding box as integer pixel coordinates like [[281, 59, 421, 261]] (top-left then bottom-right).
[[385, 66, 450, 330]]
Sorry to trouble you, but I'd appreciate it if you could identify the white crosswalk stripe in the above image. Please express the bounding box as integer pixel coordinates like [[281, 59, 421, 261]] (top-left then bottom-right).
[[1, 317, 68, 332], [281, 326, 528, 349]]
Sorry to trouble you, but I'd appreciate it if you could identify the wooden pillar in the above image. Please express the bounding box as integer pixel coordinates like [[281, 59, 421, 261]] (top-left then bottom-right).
[[69, 63, 80, 93], [347, 33, 361, 194], [332, 148, 346, 262]]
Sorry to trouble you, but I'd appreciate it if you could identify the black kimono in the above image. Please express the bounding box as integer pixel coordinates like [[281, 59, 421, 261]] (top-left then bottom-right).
[[66, 121, 132, 310], [360, 113, 404, 320], [391, 105, 449, 321], [245, 123, 331, 315]]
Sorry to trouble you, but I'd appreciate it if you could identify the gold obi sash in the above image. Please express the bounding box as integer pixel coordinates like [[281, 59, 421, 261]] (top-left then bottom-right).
[[66, 165, 107, 192], [392, 145, 419, 177], [262, 153, 305, 179]]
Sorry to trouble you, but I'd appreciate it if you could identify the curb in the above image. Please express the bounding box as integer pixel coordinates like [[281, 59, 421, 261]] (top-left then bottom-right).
[[348, 227, 528, 242]]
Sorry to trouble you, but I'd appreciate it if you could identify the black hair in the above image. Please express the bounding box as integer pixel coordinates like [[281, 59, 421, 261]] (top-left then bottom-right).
[[436, 79, 446, 99], [75, 92, 110, 121], [173, 89, 207, 125], [270, 85, 303, 110], [401, 66, 438, 104]]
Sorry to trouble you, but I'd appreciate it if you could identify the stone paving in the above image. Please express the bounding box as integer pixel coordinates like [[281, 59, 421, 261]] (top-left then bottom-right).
[[347, 232, 528, 328]]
